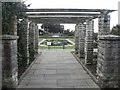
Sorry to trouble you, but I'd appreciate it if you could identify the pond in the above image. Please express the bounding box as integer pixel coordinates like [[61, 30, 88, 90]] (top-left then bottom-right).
[[40, 39, 73, 46]]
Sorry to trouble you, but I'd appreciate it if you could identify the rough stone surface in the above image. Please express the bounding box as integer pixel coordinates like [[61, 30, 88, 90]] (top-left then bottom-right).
[[118, 1, 120, 25], [97, 35, 120, 88], [98, 14, 110, 37], [35, 24, 39, 55], [85, 20, 94, 64], [78, 23, 85, 58], [18, 49, 99, 88], [2, 35, 18, 88], [75, 25, 79, 54]]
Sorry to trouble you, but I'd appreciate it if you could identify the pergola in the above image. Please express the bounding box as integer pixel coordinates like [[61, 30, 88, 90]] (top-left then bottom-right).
[[25, 8, 115, 65], [2, 6, 120, 89], [26, 8, 115, 24]]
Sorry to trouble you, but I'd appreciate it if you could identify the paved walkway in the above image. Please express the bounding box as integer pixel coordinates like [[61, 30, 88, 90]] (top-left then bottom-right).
[[18, 49, 99, 88]]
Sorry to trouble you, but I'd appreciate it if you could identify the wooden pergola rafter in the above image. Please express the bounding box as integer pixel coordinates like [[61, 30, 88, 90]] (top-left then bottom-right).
[[26, 9, 115, 24]]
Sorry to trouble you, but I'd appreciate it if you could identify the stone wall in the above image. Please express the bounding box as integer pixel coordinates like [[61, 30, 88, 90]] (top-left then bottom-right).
[[84, 20, 94, 64], [2, 35, 18, 88], [97, 35, 120, 88]]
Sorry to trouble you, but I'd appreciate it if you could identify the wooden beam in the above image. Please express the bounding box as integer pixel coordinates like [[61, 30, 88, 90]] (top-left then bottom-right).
[[28, 17, 91, 24], [28, 15, 94, 18], [26, 9, 115, 13], [26, 13, 100, 16]]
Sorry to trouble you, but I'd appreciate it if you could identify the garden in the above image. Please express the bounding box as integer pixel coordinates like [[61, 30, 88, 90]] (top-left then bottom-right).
[[39, 37, 75, 49]]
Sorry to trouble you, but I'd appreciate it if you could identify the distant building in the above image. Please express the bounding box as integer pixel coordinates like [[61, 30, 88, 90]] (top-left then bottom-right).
[[118, 1, 120, 25]]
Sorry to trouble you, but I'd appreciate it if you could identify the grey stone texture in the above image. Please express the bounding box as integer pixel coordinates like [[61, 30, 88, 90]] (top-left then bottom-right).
[[34, 24, 39, 55], [98, 14, 110, 37], [18, 49, 99, 88], [2, 35, 19, 88], [0, 34, 1, 90], [78, 23, 85, 58], [75, 25, 79, 54], [97, 35, 120, 88], [84, 20, 94, 65], [118, 1, 120, 25]]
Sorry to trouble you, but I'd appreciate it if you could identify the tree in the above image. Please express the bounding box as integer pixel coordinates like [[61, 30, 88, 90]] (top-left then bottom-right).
[[62, 29, 74, 36], [110, 25, 120, 36], [2, 2, 28, 35], [41, 23, 63, 33]]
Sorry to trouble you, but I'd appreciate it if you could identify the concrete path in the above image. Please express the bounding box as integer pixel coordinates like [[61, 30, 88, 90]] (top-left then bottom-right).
[[18, 49, 99, 88]]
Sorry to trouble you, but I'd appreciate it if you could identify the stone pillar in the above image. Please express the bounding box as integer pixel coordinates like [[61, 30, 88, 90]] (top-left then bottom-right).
[[17, 19, 29, 77], [118, 1, 120, 25], [35, 24, 39, 55], [78, 23, 85, 58], [75, 24, 79, 54], [29, 22, 35, 63], [98, 14, 110, 37], [85, 20, 94, 65], [2, 35, 19, 88], [96, 35, 120, 88], [0, 2, 2, 90], [0, 42, 1, 90]]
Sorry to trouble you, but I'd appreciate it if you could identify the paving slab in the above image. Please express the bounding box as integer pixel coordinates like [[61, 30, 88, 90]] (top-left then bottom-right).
[[17, 49, 99, 88]]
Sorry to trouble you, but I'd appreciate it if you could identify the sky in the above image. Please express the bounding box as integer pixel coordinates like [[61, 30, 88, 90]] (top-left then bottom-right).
[[25, 0, 120, 32]]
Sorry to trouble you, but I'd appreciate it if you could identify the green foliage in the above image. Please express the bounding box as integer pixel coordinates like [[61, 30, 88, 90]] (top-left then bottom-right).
[[111, 25, 120, 36], [62, 29, 75, 36], [17, 19, 29, 78], [2, 2, 27, 35], [2, 2, 28, 77], [41, 23, 64, 33]]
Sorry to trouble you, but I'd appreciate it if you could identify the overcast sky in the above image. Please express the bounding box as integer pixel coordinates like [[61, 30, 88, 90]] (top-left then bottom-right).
[[25, 0, 120, 32]]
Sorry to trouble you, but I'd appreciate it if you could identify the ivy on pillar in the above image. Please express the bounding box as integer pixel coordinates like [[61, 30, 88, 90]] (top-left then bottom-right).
[[75, 24, 79, 54], [2, 9, 18, 88], [29, 22, 36, 63], [35, 24, 39, 55], [78, 23, 85, 58], [17, 19, 29, 78], [85, 20, 94, 65]]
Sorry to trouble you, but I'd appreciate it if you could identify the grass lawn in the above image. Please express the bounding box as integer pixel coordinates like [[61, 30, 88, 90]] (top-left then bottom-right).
[[39, 37, 75, 49], [39, 45, 75, 49]]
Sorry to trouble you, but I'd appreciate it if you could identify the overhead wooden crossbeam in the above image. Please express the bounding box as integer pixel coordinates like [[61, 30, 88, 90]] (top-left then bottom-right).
[[26, 13, 100, 16], [26, 9, 115, 24], [29, 17, 93, 24], [28, 15, 95, 18], [26, 9, 115, 13]]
